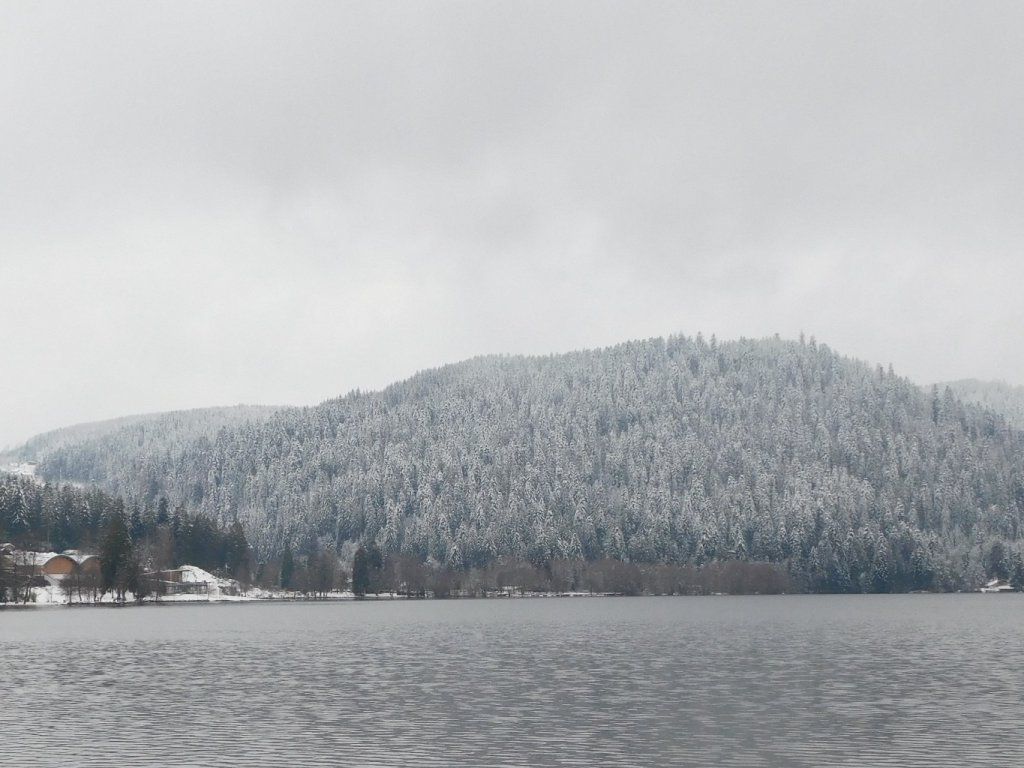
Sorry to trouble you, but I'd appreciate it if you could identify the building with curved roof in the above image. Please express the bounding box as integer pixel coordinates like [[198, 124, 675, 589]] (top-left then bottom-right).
[[5, 550, 102, 586]]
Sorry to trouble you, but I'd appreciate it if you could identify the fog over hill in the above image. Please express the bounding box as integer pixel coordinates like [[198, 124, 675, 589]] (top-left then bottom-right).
[[938, 380, 1024, 431], [10, 335, 1024, 592], [5, 405, 282, 473]]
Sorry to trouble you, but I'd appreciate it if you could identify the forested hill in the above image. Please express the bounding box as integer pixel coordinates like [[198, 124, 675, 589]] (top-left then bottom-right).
[[5, 405, 282, 476], [12, 335, 1024, 592], [938, 379, 1024, 430]]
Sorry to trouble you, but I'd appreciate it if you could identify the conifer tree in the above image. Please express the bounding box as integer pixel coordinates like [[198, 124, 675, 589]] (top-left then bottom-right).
[[156, 496, 170, 527], [352, 546, 370, 596], [225, 520, 251, 583], [100, 509, 133, 601], [129, 504, 145, 542], [280, 543, 295, 590]]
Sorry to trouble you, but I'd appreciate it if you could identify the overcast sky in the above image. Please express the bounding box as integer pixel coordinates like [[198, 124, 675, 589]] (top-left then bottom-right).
[[2, 1, 1023, 447]]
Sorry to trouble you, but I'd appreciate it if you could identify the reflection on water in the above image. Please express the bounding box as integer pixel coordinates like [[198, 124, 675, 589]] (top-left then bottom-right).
[[1, 595, 1022, 767]]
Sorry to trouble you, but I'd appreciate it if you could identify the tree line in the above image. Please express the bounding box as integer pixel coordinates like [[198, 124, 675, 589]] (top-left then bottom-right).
[[6, 469, 1024, 601], [0, 476, 251, 603], [0, 474, 795, 601], [257, 543, 792, 598]]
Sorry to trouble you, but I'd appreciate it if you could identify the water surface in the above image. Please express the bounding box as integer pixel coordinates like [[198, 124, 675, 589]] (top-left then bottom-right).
[[2, 595, 1022, 766]]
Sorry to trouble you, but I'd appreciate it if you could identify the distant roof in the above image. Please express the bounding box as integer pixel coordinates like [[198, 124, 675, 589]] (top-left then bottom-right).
[[25, 552, 65, 567], [178, 565, 217, 584], [9, 550, 96, 566], [141, 565, 216, 584]]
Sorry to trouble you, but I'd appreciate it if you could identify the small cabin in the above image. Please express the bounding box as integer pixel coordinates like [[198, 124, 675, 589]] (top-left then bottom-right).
[[148, 568, 186, 583], [143, 567, 211, 596]]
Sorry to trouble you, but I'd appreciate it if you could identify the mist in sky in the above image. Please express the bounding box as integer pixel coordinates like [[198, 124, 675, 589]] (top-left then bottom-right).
[[2, 1, 1022, 448]]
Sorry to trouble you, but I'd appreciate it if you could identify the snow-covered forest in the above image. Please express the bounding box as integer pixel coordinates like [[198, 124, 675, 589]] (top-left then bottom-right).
[[11, 404, 280, 464], [940, 379, 1024, 430], [9, 335, 1024, 592]]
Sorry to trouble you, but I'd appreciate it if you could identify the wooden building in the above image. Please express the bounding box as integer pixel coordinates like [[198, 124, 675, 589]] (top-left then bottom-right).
[[37, 553, 78, 580], [77, 555, 101, 578], [7, 550, 102, 586]]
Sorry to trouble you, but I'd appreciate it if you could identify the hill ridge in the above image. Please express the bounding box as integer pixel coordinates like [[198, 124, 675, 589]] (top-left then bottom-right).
[[8, 333, 1024, 592]]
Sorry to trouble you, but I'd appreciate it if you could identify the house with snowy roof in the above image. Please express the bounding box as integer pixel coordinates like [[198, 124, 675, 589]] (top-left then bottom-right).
[[980, 578, 1015, 593]]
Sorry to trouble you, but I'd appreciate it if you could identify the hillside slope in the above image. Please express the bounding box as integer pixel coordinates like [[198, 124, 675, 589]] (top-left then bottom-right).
[[15, 336, 1024, 591], [7, 405, 283, 481], [938, 379, 1024, 430]]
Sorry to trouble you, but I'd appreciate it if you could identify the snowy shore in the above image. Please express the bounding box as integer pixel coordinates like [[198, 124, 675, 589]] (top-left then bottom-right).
[[8, 584, 608, 608], [5, 564, 353, 607]]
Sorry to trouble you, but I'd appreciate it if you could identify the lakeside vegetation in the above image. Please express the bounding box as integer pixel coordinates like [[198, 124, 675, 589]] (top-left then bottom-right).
[[1, 474, 793, 603], [0, 476, 250, 603], [5, 471, 1024, 605]]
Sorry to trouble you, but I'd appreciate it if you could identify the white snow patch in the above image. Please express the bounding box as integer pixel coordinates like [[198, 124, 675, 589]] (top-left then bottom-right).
[[1, 461, 37, 478]]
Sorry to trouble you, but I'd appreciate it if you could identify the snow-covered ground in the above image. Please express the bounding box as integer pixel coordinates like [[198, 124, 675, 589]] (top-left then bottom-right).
[[13, 565, 358, 606], [1, 461, 37, 478], [9, 563, 600, 606], [28, 585, 133, 606]]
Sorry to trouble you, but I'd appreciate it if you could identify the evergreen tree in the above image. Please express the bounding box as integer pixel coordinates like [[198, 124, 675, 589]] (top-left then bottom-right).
[[129, 504, 145, 542], [99, 509, 133, 601], [156, 496, 170, 527], [225, 520, 251, 583], [365, 543, 384, 594], [280, 543, 295, 590], [352, 546, 370, 596], [170, 505, 185, 565]]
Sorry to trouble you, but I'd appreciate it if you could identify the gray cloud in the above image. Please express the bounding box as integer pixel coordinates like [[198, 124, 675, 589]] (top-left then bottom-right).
[[2, 1, 1023, 446]]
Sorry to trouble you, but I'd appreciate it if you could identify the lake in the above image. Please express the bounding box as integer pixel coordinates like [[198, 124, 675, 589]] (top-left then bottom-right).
[[1, 595, 1022, 767]]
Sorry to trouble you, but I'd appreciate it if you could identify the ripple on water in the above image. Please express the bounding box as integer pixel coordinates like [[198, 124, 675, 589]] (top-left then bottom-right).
[[1, 595, 1022, 767]]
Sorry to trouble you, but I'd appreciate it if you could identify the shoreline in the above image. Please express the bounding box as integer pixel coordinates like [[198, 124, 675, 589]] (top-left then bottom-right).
[[4, 589, 1015, 609]]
